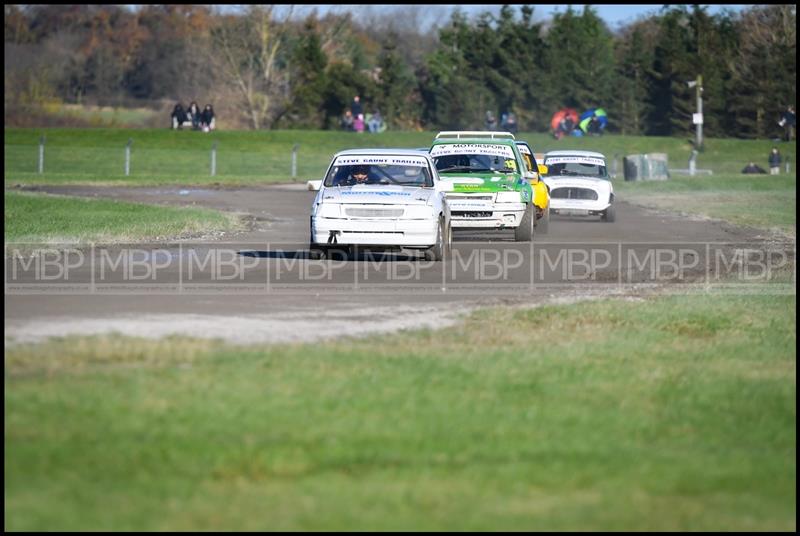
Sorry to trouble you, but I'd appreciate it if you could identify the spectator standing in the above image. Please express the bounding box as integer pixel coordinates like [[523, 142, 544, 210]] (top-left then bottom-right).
[[187, 101, 201, 130], [351, 95, 364, 133], [201, 104, 215, 131], [768, 147, 782, 175], [778, 105, 795, 141], [171, 103, 187, 129], [350, 95, 363, 118]]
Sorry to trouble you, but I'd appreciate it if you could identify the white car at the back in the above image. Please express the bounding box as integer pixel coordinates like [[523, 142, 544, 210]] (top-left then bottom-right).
[[541, 150, 616, 222], [310, 149, 452, 260]]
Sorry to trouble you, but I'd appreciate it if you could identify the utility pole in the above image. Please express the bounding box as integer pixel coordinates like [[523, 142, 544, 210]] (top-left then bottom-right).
[[689, 75, 703, 150]]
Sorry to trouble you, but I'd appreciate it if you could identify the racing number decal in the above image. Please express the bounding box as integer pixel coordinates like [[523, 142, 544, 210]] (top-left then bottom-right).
[[504, 159, 517, 171]]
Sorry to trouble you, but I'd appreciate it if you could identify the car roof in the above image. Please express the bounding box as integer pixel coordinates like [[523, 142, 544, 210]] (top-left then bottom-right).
[[431, 137, 517, 147], [544, 150, 606, 159], [333, 148, 432, 158]]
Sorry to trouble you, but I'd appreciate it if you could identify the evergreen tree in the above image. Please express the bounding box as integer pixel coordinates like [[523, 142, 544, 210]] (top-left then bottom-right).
[[283, 18, 328, 128], [421, 10, 494, 129], [542, 6, 615, 121], [646, 7, 695, 137], [374, 36, 417, 129], [728, 5, 796, 139], [614, 20, 657, 135]]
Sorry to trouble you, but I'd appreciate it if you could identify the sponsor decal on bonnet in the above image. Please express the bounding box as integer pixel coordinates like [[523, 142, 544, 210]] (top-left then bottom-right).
[[545, 156, 606, 166], [430, 143, 515, 159], [340, 191, 412, 197], [334, 156, 428, 167]]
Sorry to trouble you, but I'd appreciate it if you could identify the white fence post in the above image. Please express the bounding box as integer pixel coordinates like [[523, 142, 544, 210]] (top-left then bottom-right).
[[211, 141, 218, 176], [292, 143, 299, 181], [125, 138, 133, 176], [38, 135, 45, 174]]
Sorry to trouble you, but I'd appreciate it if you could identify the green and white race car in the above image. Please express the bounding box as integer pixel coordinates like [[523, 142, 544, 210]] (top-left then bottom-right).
[[429, 131, 537, 241]]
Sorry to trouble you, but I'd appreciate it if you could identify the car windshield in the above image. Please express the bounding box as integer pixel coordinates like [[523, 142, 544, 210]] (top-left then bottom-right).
[[544, 156, 608, 179], [433, 153, 519, 174], [324, 162, 433, 187]]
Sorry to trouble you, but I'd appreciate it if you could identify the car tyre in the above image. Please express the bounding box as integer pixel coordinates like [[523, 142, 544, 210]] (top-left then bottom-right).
[[308, 245, 326, 260], [424, 216, 449, 262], [515, 203, 535, 242], [537, 205, 550, 234], [603, 204, 616, 223]]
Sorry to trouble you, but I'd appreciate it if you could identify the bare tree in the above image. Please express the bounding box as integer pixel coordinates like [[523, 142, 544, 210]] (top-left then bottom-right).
[[210, 5, 294, 129]]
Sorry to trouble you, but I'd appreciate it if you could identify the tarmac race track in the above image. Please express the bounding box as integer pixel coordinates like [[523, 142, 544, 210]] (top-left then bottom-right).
[[4, 184, 792, 345]]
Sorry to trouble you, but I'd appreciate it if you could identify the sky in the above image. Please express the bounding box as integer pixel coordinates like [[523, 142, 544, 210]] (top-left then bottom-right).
[[285, 4, 752, 30]]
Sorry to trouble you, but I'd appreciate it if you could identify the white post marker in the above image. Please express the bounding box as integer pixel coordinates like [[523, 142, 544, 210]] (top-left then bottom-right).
[[125, 138, 133, 176], [38, 135, 45, 174], [211, 141, 218, 176], [292, 143, 299, 181]]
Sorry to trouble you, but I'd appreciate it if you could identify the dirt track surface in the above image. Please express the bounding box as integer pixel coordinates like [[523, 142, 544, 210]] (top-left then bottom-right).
[[5, 184, 794, 345]]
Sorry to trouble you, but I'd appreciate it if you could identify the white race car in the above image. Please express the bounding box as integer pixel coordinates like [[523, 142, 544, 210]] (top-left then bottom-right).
[[310, 149, 452, 260], [541, 150, 616, 222]]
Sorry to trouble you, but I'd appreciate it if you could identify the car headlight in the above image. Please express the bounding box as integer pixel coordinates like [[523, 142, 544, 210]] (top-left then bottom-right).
[[316, 203, 342, 218], [495, 191, 522, 203], [403, 205, 437, 219]]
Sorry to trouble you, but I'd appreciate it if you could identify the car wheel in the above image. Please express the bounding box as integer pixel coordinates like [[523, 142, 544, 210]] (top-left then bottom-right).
[[424, 216, 447, 262], [514, 203, 534, 242], [444, 219, 452, 259], [308, 245, 326, 260], [603, 204, 616, 223], [537, 205, 550, 234]]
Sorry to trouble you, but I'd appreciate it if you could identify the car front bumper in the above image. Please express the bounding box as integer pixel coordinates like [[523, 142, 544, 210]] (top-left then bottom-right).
[[447, 201, 526, 229], [311, 217, 438, 247], [549, 199, 611, 215]]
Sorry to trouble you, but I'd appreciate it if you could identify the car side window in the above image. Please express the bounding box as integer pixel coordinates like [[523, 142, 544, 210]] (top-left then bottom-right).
[[521, 153, 533, 171], [514, 148, 528, 174]]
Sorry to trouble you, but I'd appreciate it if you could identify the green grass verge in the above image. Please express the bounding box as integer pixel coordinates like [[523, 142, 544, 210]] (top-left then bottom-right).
[[4, 191, 242, 244], [44, 103, 160, 128], [5, 293, 796, 531], [5, 128, 796, 185], [6, 128, 796, 234], [614, 173, 797, 235]]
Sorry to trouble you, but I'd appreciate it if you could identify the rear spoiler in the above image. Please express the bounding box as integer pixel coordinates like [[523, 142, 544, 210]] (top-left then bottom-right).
[[435, 131, 516, 140]]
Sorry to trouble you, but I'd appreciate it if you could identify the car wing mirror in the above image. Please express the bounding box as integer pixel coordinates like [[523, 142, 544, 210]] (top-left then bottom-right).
[[306, 180, 322, 191], [538, 164, 548, 176]]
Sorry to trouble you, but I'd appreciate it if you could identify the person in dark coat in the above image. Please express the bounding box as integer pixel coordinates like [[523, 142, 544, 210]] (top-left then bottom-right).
[[201, 104, 215, 131], [350, 95, 363, 119], [778, 105, 795, 141], [741, 162, 766, 174], [171, 103, 187, 129], [768, 147, 782, 175], [187, 101, 201, 130]]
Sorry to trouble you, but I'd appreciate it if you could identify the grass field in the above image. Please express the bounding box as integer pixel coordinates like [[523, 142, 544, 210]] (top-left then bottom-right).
[[4, 191, 242, 244], [5, 292, 796, 531], [5, 129, 797, 530], [44, 103, 161, 128], [614, 173, 797, 236], [5, 128, 797, 185], [5, 128, 796, 236]]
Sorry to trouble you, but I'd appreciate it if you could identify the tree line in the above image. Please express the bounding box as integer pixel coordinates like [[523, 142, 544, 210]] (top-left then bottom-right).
[[4, 4, 796, 139]]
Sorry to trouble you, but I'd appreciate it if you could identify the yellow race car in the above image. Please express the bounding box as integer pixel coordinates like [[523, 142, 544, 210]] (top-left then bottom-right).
[[515, 140, 550, 233]]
